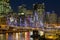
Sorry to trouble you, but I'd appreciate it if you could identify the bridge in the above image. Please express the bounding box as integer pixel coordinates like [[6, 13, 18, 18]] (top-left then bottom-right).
[[0, 25, 44, 33], [0, 25, 60, 40], [0, 24, 60, 33]]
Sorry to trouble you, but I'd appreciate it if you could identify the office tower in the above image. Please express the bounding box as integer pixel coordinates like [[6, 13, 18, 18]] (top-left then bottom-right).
[[0, 0, 12, 15], [18, 4, 26, 27], [33, 3, 45, 27], [48, 11, 57, 24], [33, 11, 40, 27], [33, 3, 45, 21], [45, 11, 57, 28], [33, 4, 39, 27], [26, 10, 33, 16], [18, 4, 26, 14], [19, 13, 25, 27], [37, 3, 45, 28], [51, 11, 57, 24], [37, 3, 45, 27], [18, 5, 34, 27], [37, 3, 45, 16], [26, 10, 33, 27], [45, 12, 50, 24]]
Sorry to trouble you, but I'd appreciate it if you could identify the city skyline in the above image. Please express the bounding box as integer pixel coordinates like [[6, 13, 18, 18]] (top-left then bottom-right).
[[10, 0, 60, 16]]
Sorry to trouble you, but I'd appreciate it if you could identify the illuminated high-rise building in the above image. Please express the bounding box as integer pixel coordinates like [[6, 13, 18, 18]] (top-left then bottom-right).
[[37, 3, 45, 15], [45, 11, 57, 28], [33, 3, 45, 20], [33, 3, 45, 27], [45, 12, 50, 24], [18, 5, 33, 27], [0, 0, 12, 15], [18, 4, 26, 27], [18, 4, 26, 15], [26, 10, 33, 16], [48, 11, 57, 24]]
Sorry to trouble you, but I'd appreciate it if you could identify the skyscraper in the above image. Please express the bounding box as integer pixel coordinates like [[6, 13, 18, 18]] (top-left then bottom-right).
[[49, 11, 57, 24], [18, 4, 26, 14], [33, 3, 45, 27], [0, 0, 12, 15], [45, 11, 57, 28], [45, 12, 50, 24], [33, 3, 45, 14]]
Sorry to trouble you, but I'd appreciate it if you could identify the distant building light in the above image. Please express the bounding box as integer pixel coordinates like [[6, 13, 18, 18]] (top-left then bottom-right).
[[10, 17, 14, 22], [39, 31, 44, 36], [13, 28, 16, 31], [18, 13, 20, 15], [18, 13, 25, 15], [21, 13, 24, 15]]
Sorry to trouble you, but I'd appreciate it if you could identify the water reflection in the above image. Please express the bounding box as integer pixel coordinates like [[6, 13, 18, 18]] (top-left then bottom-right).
[[0, 33, 19, 40], [8, 33, 13, 40], [0, 32, 30, 40], [0, 34, 6, 40], [0, 32, 57, 40]]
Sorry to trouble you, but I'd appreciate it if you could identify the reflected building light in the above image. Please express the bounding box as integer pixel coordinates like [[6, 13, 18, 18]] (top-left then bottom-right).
[[25, 32, 30, 40], [30, 31, 33, 40], [16, 33, 18, 40], [39, 31, 44, 36]]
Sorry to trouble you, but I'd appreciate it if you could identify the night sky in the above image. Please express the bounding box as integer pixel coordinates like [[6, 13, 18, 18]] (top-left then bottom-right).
[[10, 0, 60, 16]]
